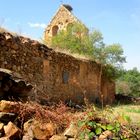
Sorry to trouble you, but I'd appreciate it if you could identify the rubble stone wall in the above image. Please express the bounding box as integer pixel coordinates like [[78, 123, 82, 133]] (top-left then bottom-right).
[[44, 5, 78, 45], [0, 31, 115, 105]]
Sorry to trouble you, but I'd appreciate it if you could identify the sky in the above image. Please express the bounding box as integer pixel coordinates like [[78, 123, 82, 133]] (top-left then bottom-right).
[[0, 0, 140, 70]]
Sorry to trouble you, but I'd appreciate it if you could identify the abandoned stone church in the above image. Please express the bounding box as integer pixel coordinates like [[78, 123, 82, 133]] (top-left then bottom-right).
[[0, 5, 115, 105]]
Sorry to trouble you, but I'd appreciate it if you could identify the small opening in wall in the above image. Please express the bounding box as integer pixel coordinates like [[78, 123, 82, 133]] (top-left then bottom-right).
[[52, 25, 59, 36], [62, 71, 69, 84]]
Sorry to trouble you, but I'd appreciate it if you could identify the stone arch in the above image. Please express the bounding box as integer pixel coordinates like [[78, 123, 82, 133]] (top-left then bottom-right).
[[52, 25, 59, 36]]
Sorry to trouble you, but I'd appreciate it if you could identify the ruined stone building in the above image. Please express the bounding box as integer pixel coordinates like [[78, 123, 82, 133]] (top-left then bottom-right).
[[44, 4, 82, 45], [0, 5, 115, 105]]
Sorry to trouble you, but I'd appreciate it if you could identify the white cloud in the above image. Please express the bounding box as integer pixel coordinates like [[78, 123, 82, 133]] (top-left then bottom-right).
[[28, 22, 46, 28]]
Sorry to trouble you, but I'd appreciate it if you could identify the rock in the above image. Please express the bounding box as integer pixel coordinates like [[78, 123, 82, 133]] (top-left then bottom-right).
[[0, 112, 16, 123], [0, 123, 4, 137], [33, 123, 55, 139], [0, 100, 19, 112], [99, 130, 113, 140], [23, 119, 33, 132], [11, 43, 19, 50], [64, 123, 78, 138], [0, 136, 9, 140], [24, 120, 56, 140], [4, 121, 21, 139], [0, 123, 4, 131], [22, 134, 33, 140], [50, 135, 67, 140]]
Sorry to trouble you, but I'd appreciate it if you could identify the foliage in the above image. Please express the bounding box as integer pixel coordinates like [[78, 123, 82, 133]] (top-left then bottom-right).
[[116, 67, 140, 97], [51, 22, 93, 56], [77, 106, 139, 140], [51, 22, 126, 73]]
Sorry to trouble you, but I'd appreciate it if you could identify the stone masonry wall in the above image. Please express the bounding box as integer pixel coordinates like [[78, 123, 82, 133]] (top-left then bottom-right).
[[0, 31, 115, 105], [44, 5, 78, 45]]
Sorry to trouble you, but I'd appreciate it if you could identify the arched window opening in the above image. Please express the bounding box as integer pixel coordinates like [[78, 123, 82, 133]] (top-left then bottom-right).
[[62, 71, 69, 84], [52, 25, 59, 36]]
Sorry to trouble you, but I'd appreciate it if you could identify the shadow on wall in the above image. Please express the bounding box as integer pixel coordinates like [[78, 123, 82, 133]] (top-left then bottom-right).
[[0, 68, 32, 101]]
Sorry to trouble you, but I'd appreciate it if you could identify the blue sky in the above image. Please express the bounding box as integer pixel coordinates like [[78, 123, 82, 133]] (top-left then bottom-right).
[[0, 0, 140, 70]]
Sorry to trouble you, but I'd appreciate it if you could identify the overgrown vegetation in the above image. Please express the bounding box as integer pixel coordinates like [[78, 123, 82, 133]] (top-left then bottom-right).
[[7, 101, 140, 139], [77, 105, 140, 140], [116, 67, 140, 97], [51, 22, 126, 107]]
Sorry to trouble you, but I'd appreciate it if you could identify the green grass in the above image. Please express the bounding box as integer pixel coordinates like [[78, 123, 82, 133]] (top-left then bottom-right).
[[125, 108, 140, 113]]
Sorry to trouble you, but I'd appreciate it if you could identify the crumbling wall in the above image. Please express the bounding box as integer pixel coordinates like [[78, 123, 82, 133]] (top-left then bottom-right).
[[0, 31, 52, 100], [44, 5, 78, 45], [0, 31, 115, 105], [43, 53, 101, 104], [0, 68, 32, 101]]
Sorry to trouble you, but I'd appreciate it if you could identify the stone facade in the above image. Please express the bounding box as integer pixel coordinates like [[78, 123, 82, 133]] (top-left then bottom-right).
[[0, 31, 115, 105], [44, 4, 81, 45]]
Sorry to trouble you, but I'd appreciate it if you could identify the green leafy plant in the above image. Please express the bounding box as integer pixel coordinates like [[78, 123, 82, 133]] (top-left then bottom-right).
[[77, 109, 138, 140]]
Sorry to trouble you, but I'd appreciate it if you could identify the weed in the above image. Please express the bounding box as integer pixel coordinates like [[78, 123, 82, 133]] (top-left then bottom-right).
[[10, 101, 71, 132], [77, 105, 139, 140]]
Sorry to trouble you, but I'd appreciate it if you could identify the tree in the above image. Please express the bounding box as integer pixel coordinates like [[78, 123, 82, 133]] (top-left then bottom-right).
[[89, 30, 126, 107], [51, 22, 93, 56], [116, 67, 140, 97]]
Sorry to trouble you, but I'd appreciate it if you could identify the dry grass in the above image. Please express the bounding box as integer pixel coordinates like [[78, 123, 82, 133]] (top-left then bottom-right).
[[111, 104, 140, 124], [0, 27, 8, 33], [52, 47, 93, 61], [0, 27, 19, 36]]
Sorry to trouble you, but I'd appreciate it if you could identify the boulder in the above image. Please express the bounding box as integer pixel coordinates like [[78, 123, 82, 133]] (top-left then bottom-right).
[[0, 123, 4, 137], [99, 130, 113, 140], [64, 123, 78, 138], [22, 134, 33, 140], [50, 135, 67, 140], [24, 119, 56, 140], [0, 137, 9, 140], [0, 100, 19, 112], [4, 121, 21, 139]]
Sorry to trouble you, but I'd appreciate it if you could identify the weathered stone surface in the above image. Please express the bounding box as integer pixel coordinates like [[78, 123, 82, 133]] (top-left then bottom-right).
[[0, 30, 115, 105], [0, 112, 16, 123], [4, 121, 21, 139], [99, 130, 113, 140], [44, 5, 80, 45], [22, 134, 33, 140], [0, 68, 32, 101], [0, 137, 9, 140], [64, 123, 78, 138], [0, 123, 4, 131], [0, 123, 4, 137], [24, 119, 56, 140], [0, 100, 19, 112], [50, 135, 67, 140]]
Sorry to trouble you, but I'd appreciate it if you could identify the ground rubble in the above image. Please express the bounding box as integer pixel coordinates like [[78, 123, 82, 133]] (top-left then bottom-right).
[[0, 100, 139, 140]]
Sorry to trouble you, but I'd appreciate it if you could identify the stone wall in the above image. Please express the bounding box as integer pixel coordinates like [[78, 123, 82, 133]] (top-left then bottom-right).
[[44, 5, 79, 45], [0, 31, 52, 100], [0, 31, 115, 105]]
